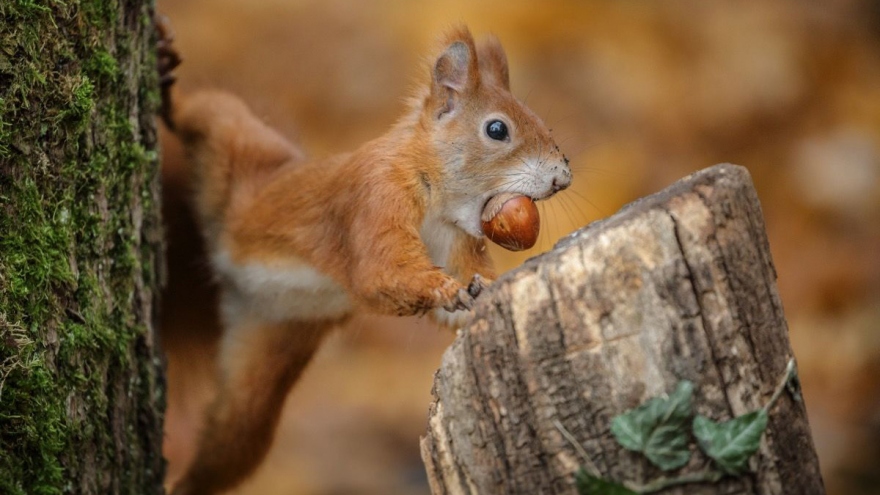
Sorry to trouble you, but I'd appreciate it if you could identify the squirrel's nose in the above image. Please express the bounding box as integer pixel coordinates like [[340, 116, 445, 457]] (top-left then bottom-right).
[[552, 173, 571, 193], [551, 161, 572, 193]]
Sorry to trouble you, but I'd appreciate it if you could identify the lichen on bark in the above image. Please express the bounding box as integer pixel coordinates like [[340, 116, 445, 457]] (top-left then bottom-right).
[[0, 0, 165, 494]]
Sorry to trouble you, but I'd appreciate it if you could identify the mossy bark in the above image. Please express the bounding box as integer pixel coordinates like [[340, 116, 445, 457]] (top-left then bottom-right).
[[0, 1, 165, 494]]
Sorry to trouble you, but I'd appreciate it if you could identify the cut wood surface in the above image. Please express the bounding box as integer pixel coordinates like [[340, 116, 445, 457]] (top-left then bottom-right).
[[421, 164, 825, 494]]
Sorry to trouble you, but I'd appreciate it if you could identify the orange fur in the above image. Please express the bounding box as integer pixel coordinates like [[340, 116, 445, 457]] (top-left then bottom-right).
[[162, 23, 571, 494], [171, 318, 339, 495]]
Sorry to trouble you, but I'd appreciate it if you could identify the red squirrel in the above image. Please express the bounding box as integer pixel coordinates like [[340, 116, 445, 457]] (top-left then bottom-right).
[[157, 18, 571, 495]]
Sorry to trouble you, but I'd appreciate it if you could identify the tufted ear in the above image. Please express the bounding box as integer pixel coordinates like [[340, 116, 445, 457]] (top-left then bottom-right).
[[477, 35, 509, 90], [431, 26, 480, 118]]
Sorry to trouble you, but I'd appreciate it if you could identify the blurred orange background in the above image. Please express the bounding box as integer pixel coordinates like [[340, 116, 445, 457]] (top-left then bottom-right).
[[157, 1, 880, 494]]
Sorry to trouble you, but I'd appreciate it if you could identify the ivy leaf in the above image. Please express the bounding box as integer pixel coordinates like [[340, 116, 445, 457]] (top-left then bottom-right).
[[610, 380, 694, 471], [693, 409, 768, 474], [575, 468, 638, 495]]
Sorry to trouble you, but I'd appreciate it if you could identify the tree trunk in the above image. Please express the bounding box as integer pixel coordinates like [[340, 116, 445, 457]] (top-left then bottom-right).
[[0, 1, 164, 494], [421, 164, 824, 494]]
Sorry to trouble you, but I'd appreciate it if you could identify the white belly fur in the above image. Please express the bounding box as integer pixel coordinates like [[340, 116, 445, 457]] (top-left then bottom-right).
[[213, 250, 352, 326], [421, 214, 478, 329], [420, 212, 457, 268]]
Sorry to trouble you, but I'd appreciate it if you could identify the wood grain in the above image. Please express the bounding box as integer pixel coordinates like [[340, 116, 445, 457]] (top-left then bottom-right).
[[421, 164, 824, 494]]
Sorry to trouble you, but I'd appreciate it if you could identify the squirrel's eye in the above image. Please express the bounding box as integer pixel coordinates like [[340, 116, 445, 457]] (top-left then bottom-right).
[[486, 120, 508, 141]]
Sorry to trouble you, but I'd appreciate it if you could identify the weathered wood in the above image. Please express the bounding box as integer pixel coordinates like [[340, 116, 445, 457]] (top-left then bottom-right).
[[421, 164, 824, 494]]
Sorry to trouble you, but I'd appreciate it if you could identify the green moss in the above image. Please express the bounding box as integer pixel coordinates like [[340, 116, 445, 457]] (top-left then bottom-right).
[[86, 49, 120, 81], [0, 101, 11, 158], [0, 0, 163, 493]]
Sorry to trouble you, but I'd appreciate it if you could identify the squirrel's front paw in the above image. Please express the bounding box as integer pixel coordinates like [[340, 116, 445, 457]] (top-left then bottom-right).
[[439, 273, 490, 312], [432, 274, 492, 329], [436, 278, 472, 312]]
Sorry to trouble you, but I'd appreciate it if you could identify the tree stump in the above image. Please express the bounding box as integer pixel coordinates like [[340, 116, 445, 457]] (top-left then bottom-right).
[[421, 164, 825, 494]]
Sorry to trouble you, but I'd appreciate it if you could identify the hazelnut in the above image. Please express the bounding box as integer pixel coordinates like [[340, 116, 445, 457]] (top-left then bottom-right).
[[481, 193, 540, 251]]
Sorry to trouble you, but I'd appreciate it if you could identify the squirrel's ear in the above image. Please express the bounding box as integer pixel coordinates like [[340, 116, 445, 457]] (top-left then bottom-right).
[[477, 35, 509, 90], [431, 27, 479, 118]]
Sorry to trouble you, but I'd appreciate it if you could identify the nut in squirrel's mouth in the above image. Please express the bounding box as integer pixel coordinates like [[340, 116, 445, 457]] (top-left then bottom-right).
[[480, 193, 541, 251], [481, 193, 538, 223]]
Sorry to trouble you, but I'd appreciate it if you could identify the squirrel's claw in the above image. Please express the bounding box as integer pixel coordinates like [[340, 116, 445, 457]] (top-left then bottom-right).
[[467, 273, 489, 298], [441, 274, 491, 313], [155, 14, 182, 84], [443, 288, 474, 313], [154, 13, 182, 129]]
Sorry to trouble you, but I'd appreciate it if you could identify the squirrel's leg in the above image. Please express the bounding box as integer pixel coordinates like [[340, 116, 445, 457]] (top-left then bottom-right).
[[155, 17, 297, 165], [156, 15, 302, 237], [170, 317, 339, 495]]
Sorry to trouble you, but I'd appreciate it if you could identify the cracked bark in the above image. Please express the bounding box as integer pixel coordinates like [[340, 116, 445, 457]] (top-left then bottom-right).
[[421, 164, 824, 494], [0, 1, 164, 492]]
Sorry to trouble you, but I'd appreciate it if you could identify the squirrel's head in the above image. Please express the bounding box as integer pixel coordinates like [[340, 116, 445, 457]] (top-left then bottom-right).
[[419, 26, 572, 238]]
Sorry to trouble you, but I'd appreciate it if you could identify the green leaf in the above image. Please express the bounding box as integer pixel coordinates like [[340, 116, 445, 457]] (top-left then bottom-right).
[[693, 409, 768, 474], [610, 381, 694, 470], [575, 469, 638, 495]]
